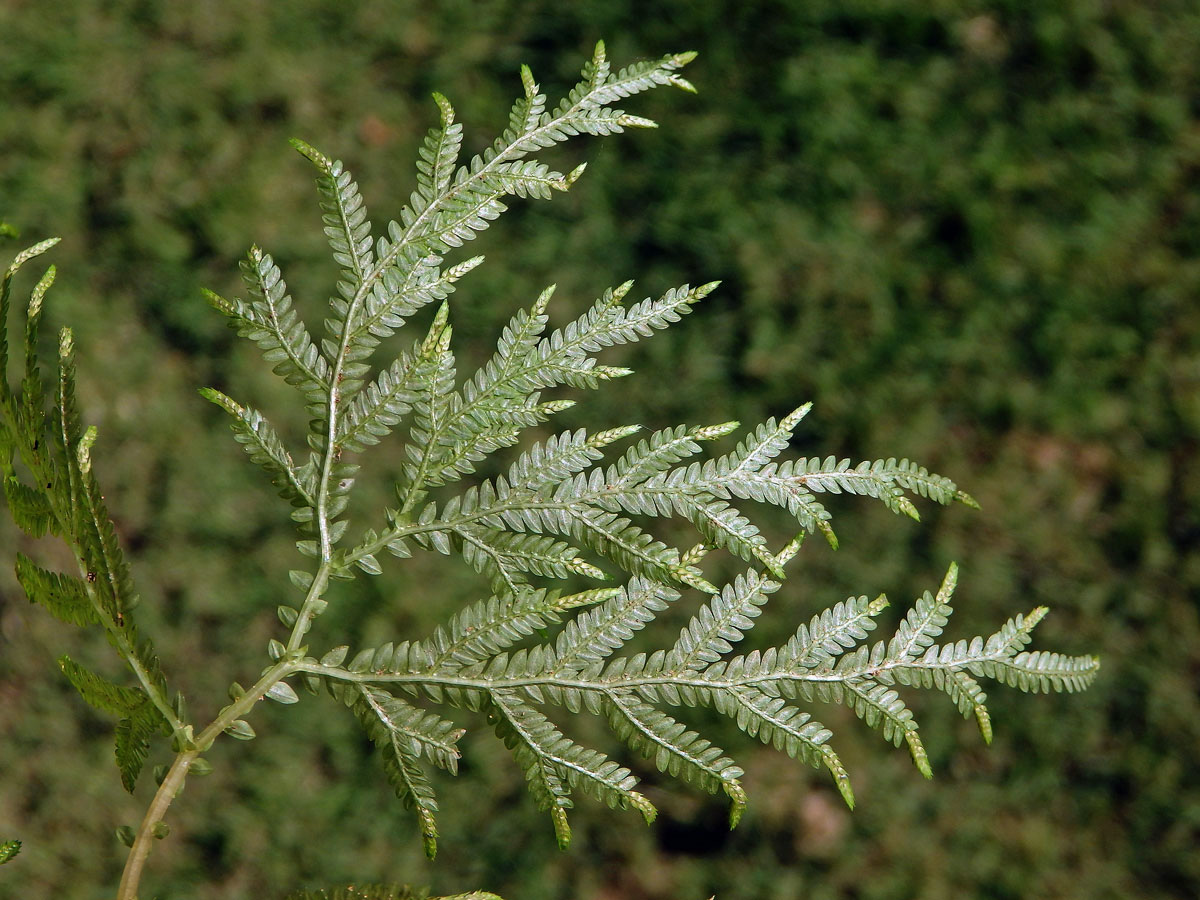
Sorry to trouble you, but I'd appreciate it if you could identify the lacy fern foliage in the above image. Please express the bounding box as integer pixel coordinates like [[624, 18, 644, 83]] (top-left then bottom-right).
[[0, 41, 1098, 894], [202, 42, 1093, 852]]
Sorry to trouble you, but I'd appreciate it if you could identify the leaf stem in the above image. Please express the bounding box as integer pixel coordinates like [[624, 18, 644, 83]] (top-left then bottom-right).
[[115, 749, 196, 900], [116, 658, 298, 899]]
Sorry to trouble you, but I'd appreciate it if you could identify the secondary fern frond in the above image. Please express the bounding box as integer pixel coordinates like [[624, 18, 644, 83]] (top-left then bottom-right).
[[1, 242, 185, 798], [351, 684, 454, 859], [310, 563, 1096, 842], [200, 388, 315, 509], [208, 248, 331, 410]]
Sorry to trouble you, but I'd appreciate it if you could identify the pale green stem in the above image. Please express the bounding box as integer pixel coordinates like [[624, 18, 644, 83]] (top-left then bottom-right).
[[115, 658, 297, 900]]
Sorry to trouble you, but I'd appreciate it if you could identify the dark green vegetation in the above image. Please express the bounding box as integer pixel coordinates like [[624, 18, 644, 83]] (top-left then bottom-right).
[[0, 2, 1194, 899]]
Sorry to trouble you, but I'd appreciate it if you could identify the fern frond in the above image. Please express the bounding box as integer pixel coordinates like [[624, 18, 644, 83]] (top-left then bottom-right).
[[355, 686, 465, 774], [1, 237, 60, 389], [206, 247, 331, 407], [785, 594, 890, 671], [398, 303, 457, 496], [3, 476, 56, 538], [531, 283, 715, 383], [58, 655, 149, 716], [423, 588, 613, 670], [200, 388, 315, 508], [336, 339, 425, 453], [667, 569, 777, 671], [978, 648, 1100, 694], [352, 685, 450, 859], [490, 690, 652, 850], [551, 578, 679, 675], [604, 692, 746, 826], [115, 706, 161, 792], [454, 527, 602, 593], [711, 686, 854, 807], [290, 140, 375, 292], [890, 562, 956, 660], [506, 426, 640, 493], [419, 93, 464, 204], [0, 41, 1096, 874], [15, 553, 98, 626], [57, 334, 138, 623]]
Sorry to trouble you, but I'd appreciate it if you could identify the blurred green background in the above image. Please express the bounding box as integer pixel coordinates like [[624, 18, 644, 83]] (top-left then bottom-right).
[[1, 1, 1197, 898]]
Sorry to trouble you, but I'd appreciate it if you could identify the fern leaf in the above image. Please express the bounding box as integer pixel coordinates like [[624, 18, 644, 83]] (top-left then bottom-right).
[[115, 706, 160, 792], [3, 476, 56, 538], [786, 594, 889, 671], [491, 690, 653, 849], [2, 237, 60, 387], [352, 686, 448, 859], [559, 506, 710, 592], [56, 335, 138, 622], [20, 264, 54, 419], [604, 691, 746, 826], [668, 570, 777, 671], [337, 340, 424, 453], [712, 405, 811, 478], [713, 686, 854, 808], [291, 140, 375, 291], [348, 253, 484, 373], [454, 527, 601, 593], [356, 686, 464, 773], [424, 588, 611, 669], [532, 283, 715, 378], [207, 247, 330, 406], [15, 553, 98, 626], [890, 563, 956, 660], [490, 65, 548, 161], [398, 303, 456, 496], [978, 649, 1100, 694], [552, 578, 679, 674], [489, 690, 574, 848], [420, 93, 464, 203], [57, 655, 148, 716], [838, 678, 930, 777], [419, 286, 559, 485], [506, 426, 638, 493], [0, 839, 21, 866], [554, 44, 696, 118], [604, 423, 722, 489], [200, 388, 315, 508]]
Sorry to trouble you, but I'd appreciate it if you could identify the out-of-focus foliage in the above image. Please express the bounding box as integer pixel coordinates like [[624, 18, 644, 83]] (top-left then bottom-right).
[[0, 2, 1194, 899]]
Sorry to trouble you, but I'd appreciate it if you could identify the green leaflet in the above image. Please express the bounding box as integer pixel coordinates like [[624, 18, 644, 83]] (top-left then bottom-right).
[[114, 706, 161, 793], [0, 839, 19, 865], [489, 689, 653, 850], [313, 565, 1096, 831], [350, 684, 463, 859], [2, 476, 56, 538], [200, 388, 315, 509], [58, 655, 149, 717], [57, 656, 165, 792], [15, 553, 98, 626]]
